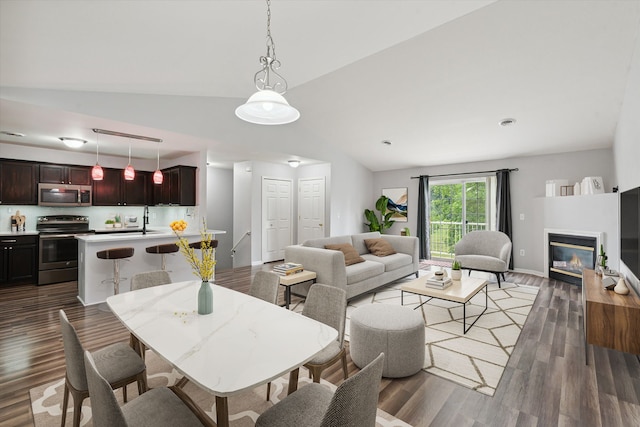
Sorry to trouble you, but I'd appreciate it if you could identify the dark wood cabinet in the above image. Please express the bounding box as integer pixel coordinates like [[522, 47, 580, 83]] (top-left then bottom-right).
[[0, 160, 39, 205], [152, 166, 196, 206], [0, 235, 38, 285], [93, 167, 151, 206], [39, 164, 91, 185]]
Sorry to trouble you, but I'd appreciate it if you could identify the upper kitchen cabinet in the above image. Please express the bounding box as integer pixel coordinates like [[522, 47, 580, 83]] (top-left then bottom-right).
[[39, 164, 91, 185], [93, 167, 151, 206], [152, 166, 196, 206], [0, 160, 39, 205]]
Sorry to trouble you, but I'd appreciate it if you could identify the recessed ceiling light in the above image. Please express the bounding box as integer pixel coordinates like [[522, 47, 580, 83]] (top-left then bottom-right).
[[59, 137, 87, 148], [0, 131, 25, 137], [381, 140, 392, 146], [499, 118, 516, 127]]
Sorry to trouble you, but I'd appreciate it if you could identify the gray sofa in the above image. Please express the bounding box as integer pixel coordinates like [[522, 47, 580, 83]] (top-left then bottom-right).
[[454, 230, 512, 287], [284, 232, 419, 300]]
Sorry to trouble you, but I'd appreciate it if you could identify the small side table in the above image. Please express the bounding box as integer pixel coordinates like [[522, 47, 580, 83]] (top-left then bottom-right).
[[278, 270, 316, 309]]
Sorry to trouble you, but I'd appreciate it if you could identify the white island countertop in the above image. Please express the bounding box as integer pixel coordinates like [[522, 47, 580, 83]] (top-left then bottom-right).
[[76, 228, 225, 306]]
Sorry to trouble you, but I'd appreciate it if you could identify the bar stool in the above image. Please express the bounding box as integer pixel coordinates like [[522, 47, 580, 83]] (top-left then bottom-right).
[[145, 243, 179, 271], [97, 247, 134, 310], [188, 239, 218, 250]]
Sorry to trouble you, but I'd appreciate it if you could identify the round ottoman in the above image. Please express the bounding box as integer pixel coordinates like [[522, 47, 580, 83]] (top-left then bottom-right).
[[350, 304, 424, 378]]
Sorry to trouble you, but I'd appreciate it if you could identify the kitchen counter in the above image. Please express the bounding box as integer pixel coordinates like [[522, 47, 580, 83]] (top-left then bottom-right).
[[0, 231, 39, 237], [76, 229, 226, 305]]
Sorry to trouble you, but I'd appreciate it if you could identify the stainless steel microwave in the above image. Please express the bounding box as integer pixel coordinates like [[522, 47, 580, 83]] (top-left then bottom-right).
[[38, 183, 92, 207]]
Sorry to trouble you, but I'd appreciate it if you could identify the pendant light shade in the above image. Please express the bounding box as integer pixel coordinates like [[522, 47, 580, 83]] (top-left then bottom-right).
[[124, 142, 135, 181], [153, 141, 163, 184], [236, 0, 299, 125], [92, 133, 104, 181]]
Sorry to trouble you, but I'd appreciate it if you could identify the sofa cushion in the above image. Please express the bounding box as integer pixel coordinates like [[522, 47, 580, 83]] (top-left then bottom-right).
[[364, 238, 396, 257], [361, 253, 412, 272], [325, 243, 365, 266], [303, 235, 352, 249], [345, 260, 385, 285], [351, 232, 382, 255]]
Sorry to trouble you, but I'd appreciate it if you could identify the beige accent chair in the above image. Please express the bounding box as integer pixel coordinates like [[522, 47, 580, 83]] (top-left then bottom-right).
[[59, 310, 148, 427], [454, 230, 512, 287], [256, 353, 384, 427]]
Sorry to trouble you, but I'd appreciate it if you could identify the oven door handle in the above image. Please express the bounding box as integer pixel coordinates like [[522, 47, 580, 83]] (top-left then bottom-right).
[[39, 234, 81, 239]]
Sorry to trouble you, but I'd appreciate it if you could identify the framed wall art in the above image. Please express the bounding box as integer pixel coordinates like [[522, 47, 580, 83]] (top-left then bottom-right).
[[382, 187, 408, 222]]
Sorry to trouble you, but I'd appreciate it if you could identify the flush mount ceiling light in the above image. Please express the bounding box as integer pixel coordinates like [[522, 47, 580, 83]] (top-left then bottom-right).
[[153, 142, 163, 185], [59, 137, 87, 148], [499, 118, 517, 127], [235, 0, 300, 125], [91, 133, 104, 181], [288, 159, 300, 168]]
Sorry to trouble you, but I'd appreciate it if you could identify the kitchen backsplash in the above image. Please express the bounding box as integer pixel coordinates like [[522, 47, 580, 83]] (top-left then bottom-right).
[[0, 205, 199, 233]]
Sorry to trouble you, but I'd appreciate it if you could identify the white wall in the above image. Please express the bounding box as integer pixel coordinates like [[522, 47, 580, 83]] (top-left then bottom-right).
[[613, 31, 640, 294], [206, 166, 233, 270], [373, 148, 616, 274]]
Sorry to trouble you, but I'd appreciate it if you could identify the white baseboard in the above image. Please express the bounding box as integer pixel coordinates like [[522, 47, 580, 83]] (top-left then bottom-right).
[[511, 268, 545, 277]]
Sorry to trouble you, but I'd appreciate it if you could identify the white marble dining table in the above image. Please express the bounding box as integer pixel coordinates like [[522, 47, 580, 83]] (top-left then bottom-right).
[[107, 280, 338, 427]]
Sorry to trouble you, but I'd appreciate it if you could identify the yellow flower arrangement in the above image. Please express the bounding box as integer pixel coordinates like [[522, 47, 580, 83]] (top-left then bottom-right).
[[170, 218, 216, 282]]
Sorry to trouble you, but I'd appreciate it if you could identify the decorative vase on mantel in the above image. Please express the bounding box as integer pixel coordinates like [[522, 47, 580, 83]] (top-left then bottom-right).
[[198, 281, 213, 315]]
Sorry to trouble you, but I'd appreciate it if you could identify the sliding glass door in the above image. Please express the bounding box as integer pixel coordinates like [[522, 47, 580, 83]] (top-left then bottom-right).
[[429, 177, 494, 259]]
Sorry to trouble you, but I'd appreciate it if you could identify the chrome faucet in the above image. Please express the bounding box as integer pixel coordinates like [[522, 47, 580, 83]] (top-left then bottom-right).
[[142, 205, 149, 235]]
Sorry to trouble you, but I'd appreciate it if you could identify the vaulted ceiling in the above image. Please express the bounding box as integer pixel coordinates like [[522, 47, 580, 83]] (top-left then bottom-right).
[[1, 1, 639, 171]]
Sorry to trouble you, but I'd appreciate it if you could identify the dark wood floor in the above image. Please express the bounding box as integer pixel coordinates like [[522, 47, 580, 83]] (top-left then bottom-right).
[[1, 267, 638, 426]]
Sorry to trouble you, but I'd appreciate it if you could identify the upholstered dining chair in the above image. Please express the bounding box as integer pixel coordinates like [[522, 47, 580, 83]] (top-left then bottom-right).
[[129, 270, 173, 358], [249, 271, 280, 304], [302, 283, 348, 383], [83, 351, 214, 427], [256, 352, 384, 427], [59, 310, 148, 427]]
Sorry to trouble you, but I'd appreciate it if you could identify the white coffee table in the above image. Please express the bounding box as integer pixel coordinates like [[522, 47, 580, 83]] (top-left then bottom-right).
[[400, 273, 488, 334]]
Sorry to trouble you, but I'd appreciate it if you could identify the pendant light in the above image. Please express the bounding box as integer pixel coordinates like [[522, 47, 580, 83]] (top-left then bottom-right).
[[91, 133, 104, 181], [235, 0, 300, 125], [124, 141, 135, 181], [153, 142, 163, 184]]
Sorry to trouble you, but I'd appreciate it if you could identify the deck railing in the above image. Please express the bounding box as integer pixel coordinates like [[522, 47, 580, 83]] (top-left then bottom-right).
[[429, 221, 486, 259]]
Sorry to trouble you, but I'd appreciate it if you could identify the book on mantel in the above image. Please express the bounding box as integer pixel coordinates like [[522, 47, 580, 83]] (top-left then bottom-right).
[[425, 276, 453, 290], [273, 263, 304, 276]]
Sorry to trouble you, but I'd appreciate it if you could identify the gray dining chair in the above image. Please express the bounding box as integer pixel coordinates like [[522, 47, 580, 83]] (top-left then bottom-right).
[[256, 352, 384, 427], [249, 271, 280, 304], [83, 350, 214, 427], [129, 270, 172, 358], [59, 310, 148, 427], [301, 283, 348, 383]]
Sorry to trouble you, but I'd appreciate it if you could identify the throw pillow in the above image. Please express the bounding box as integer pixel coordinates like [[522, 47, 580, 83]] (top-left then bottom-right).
[[325, 243, 366, 266], [364, 238, 397, 257]]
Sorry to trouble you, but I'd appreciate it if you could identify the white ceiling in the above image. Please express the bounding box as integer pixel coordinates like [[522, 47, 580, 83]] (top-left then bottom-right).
[[1, 0, 639, 171]]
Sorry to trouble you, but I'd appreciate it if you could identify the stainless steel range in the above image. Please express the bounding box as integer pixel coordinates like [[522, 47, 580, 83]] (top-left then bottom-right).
[[36, 215, 94, 285]]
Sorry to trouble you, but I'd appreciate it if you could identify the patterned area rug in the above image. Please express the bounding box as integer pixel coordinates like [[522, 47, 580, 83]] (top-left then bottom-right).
[[30, 351, 410, 426], [291, 270, 539, 397]]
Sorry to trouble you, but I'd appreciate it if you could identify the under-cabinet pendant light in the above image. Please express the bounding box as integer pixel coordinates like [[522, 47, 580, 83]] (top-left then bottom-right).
[[124, 142, 135, 181], [235, 0, 300, 125], [91, 133, 104, 181], [153, 142, 163, 185]]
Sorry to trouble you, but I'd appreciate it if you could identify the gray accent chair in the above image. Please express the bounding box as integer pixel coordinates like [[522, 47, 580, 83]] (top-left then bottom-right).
[[256, 353, 385, 427], [302, 284, 348, 384], [249, 271, 280, 304], [129, 270, 173, 358], [59, 310, 148, 427], [130, 270, 172, 291], [83, 351, 214, 427], [454, 230, 512, 288]]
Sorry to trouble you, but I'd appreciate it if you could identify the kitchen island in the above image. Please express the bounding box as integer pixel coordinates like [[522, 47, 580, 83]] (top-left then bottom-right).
[[76, 229, 225, 305]]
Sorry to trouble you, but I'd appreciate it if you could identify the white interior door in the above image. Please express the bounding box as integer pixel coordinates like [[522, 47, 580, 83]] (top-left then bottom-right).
[[262, 178, 292, 263], [298, 177, 326, 244]]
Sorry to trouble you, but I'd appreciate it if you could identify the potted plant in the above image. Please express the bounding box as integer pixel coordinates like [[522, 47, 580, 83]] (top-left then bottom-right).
[[451, 260, 462, 280], [597, 244, 607, 274], [104, 219, 115, 229], [364, 195, 395, 233]]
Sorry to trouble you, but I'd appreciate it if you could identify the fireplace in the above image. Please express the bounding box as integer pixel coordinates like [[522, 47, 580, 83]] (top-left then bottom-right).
[[548, 233, 597, 285]]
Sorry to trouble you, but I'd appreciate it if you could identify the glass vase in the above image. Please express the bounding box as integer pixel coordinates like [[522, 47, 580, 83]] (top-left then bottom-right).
[[198, 280, 213, 315]]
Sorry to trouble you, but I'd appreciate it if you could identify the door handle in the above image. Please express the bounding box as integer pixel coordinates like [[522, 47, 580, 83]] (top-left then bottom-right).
[[319, 224, 323, 226]]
